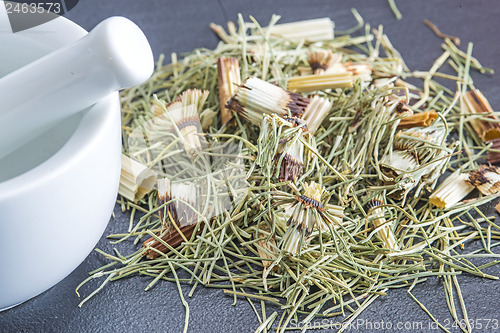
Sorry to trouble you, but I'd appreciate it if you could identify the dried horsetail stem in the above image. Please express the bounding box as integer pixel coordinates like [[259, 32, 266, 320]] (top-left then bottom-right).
[[387, 96, 412, 116], [169, 101, 202, 155], [397, 110, 438, 129], [307, 50, 340, 74], [467, 165, 500, 195], [257, 114, 310, 182], [301, 95, 333, 133], [266, 17, 334, 42], [255, 227, 278, 269], [277, 152, 304, 182], [199, 108, 218, 130], [217, 57, 241, 125], [462, 88, 500, 142], [151, 99, 167, 117], [164, 89, 209, 156], [276, 138, 304, 182], [364, 199, 399, 251], [423, 19, 460, 46], [379, 148, 419, 181], [379, 125, 448, 197], [157, 177, 198, 228], [125, 91, 208, 170], [287, 72, 354, 93], [278, 116, 312, 181], [275, 181, 343, 255], [300, 51, 371, 81], [157, 177, 174, 229], [226, 77, 309, 125], [143, 177, 200, 259], [429, 171, 474, 208], [177, 88, 210, 116], [209, 22, 233, 44], [118, 154, 157, 202], [143, 223, 200, 259], [343, 62, 372, 81], [487, 138, 500, 164]]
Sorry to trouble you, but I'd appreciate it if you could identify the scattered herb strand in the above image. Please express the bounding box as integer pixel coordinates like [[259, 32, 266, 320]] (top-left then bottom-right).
[[387, 0, 402, 20]]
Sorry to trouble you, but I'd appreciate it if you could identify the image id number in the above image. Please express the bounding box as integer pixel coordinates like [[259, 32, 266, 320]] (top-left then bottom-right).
[[5, 2, 62, 14], [441, 318, 499, 330]]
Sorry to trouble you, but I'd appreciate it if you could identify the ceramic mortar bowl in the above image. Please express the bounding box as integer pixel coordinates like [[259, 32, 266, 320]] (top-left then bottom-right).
[[0, 9, 121, 309]]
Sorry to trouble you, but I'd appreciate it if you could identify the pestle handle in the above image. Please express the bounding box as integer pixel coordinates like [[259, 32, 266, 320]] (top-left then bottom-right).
[[0, 16, 154, 160]]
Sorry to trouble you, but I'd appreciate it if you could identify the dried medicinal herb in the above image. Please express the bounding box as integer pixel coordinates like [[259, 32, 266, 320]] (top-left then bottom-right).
[[397, 110, 438, 129], [217, 57, 241, 125], [78, 12, 500, 333], [227, 77, 309, 124], [462, 88, 500, 142]]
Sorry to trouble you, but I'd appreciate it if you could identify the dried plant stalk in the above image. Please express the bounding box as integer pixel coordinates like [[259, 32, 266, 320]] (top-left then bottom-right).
[[468, 165, 500, 195], [287, 72, 353, 93], [227, 77, 309, 124], [118, 154, 157, 202], [276, 135, 304, 181], [217, 57, 241, 125], [157, 177, 172, 229], [151, 100, 166, 116], [365, 199, 399, 251], [255, 229, 277, 268], [397, 110, 438, 129], [380, 125, 448, 197], [168, 89, 209, 155], [299, 60, 371, 81], [142, 177, 201, 259], [157, 177, 198, 228], [388, 98, 412, 116], [143, 223, 199, 259], [462, 89, 500, 142], [200, 108, 218, 130], [487, 138, 500, 164], [257, 114, 310, 182], [277, 181, 343, 255], [209, 22, 232, 43], [423, 19, 460, 46], [302, 96, 332, 133], [266, 17, 334, 42], [343, 62, 372, 81], [429, 171, 474, 208], [307, 50, 341, 74]]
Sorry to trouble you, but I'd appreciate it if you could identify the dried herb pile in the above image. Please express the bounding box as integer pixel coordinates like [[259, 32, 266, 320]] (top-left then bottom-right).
[[77, 12, 500, 333]]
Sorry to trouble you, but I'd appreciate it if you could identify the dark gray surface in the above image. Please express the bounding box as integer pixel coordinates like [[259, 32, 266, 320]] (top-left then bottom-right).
[[2, 1, 500, 332]]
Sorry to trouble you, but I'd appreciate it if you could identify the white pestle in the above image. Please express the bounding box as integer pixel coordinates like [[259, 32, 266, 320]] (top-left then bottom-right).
[[0, 16, 154, 160]]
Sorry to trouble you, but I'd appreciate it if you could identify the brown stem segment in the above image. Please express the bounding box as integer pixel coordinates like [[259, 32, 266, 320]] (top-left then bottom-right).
[[217, 57, 241, 125], [142, 223, 201, 259], [423, 19, 460, 46], [462, 89, 500, 142], [397, 110, 438, 129], [255, 228, 277, 269], [487, 138, 500, 164]]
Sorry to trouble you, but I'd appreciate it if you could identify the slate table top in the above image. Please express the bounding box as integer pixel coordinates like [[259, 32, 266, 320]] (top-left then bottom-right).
[[2, 1, 500, 332]]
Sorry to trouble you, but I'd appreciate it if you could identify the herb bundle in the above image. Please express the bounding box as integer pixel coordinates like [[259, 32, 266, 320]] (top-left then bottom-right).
[[78, 12, 500, 333]]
